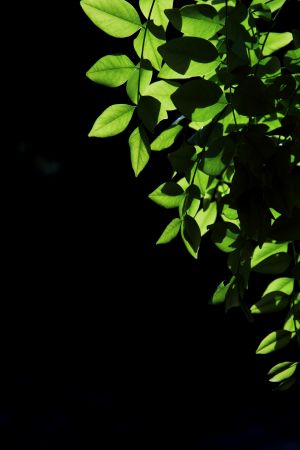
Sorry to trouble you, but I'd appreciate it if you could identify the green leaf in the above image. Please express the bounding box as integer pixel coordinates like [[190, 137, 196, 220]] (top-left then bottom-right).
[[232, 76, 275, 116], [128, 125, 150, 177], [253, 254, 291, 274], [144, 81, 179, 110], [138, 96, 167, 132], [268, 361, 298, 383], [263, 277, 294, 296], [201, 135, 235, 176], [126, 62, 152, 105], [256, 330, 292, 354], [284, 295, 300, 332], [156, 218, 182, 244], [88, 104, 135, 137], [149, 182, 184, 208], [193, 169, 210, 196], [134, 22, 165, 71], [225, 280, 240, 311], [211, 222, 240, 253], [151, 124, 183, 151], [171, 79, 227, 122], [260, 32, 293, 56], [158, 37, 219, 75], [270, 210, 300, 241], [86, 54, 135, 87], [251, 292, 290, 314], [158, 59, 220, 79], [168, 143, 195, 174], [195, 202, 217, 236], [182, 215, 201, 257], [284, 48, 300, 74], [210, 277, 234, 305], [139, 0, 173, 30], [166, 4, 223, 40], [250, 0, 287, 13], [80, 0, 142, 38], [251, 242, 288, 268]]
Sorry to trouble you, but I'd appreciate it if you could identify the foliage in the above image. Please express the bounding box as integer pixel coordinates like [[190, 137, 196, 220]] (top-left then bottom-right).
[[81, 0, 300, 389]]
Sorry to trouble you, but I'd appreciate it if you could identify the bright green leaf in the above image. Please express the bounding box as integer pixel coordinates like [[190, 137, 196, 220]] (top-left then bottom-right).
[[156, 217, 182, 244], [256, 330, 292, 354], [134, 22, 165, 71], [166, 4, 223, 39], [210, 277, 234, 305], [151, 124, 183, 151], [128, 125, 150, 177], [268, 361, 298, 383], [149, 182, 184, 208], [144, 80, 179, 110], [195, 202, 217, 236], [80, 0, 142, 38], [86, 54, 135, 87], [263, 277, 294, 296], [126, 62, 152, 105], [139, 0, 173, 30], [88, 104, 135, 137], [260, 32, 293, 56], [251, 242, 288, 268]]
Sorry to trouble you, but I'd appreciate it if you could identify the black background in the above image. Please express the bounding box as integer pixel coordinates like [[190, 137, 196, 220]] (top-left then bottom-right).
[[4, 0, 300, 448]]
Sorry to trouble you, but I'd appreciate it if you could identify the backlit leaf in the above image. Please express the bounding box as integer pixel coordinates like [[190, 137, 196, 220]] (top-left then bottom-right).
[[88, 104, 135, 137], [149, 182, 184, 208], [80, 0, 142, 38], [256, 330, 292, 354], [260, 32, 293, 56], [166, 4, 223, 40], [139, 0, 173, 30], [172, 78, 227, 122], [151, 124, 183, 151], [86, 54, 135, 87], [129, 125, 150, 177], [268, 361, 298, 383], [156, 217, 182, 244]]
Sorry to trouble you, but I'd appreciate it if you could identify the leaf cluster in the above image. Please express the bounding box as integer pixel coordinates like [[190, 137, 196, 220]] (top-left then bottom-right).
[[81, 0, 300, 389]]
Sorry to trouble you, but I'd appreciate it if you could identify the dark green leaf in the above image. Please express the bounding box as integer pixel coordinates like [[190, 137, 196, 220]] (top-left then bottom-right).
[[232, 76, 275, 116], [251, 291, 290, 314], [171, 79, 227, 122], [183, 215, 201, 255], [201, 135, 235, 176], [138, 96, 167, 132]]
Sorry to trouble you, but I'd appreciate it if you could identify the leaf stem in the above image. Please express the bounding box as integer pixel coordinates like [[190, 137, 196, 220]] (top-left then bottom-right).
[[253, 3, 286, 76], [137, 0, 156, 102], [224, 0, 238, 130]]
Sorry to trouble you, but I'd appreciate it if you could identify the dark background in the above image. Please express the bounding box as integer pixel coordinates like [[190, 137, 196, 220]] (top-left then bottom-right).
[[3, 0, 300, 448]]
